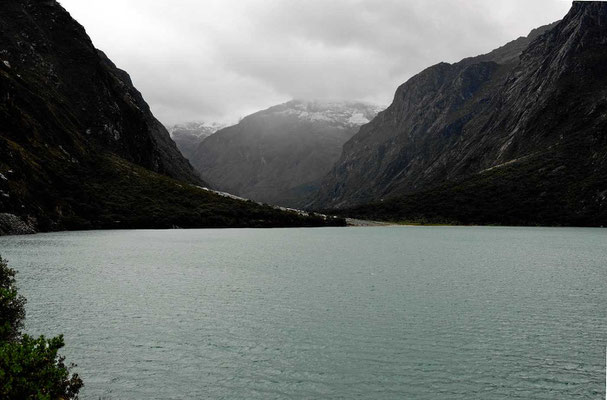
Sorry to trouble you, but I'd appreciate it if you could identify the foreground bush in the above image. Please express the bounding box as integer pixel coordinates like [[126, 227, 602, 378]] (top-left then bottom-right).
[[0, 256, 83, 399], [0, 257, 25, 342]]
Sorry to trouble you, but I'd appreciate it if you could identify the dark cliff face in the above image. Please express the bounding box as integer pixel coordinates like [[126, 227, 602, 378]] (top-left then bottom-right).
[[313, 2, 607, 226], [0, 0, 342, 232], [191, 100, 382, 208], [0, 0, 200, 184]]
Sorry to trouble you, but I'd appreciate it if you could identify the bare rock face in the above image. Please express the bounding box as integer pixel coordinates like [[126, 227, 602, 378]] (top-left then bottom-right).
[[312, 1, 607, 227], [0, 1, 200, 184], [191, 100, 382, 208], [0, 213, 35, 235]]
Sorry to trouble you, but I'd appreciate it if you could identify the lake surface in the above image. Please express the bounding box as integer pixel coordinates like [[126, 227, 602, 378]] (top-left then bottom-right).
[[0, 227, 605, 399]]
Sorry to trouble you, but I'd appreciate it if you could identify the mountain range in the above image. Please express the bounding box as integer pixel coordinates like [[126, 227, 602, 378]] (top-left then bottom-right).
[[0, 0, 343, 234], [1, 0, 605, 232]]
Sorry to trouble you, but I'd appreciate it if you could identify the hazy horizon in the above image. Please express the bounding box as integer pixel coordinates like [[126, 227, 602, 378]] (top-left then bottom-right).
[[58, 0, 572, 125]]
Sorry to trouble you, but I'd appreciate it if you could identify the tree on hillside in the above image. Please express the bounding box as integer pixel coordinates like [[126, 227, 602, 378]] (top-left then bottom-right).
[[0, 256, 83, 399]]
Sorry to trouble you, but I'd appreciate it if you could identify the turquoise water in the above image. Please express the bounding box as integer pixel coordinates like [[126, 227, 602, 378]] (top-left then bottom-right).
[[0, 227, 605, 399]]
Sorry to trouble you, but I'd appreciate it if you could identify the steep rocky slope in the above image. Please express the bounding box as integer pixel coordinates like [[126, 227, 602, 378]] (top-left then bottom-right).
[[0, 0, 343, 233], [0, 0, 199, 183], [191, 100, 382, 207], [313, 2, 607, 226], [168, 122, 226, 161]]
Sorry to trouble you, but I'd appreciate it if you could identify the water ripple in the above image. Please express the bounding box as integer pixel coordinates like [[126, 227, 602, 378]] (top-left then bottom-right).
[[0, 226, 605, 399]]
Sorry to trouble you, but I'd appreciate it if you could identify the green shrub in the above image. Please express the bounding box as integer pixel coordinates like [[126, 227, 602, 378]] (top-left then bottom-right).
[[0, 256, 83, 399], [0, 256, 25, 342]]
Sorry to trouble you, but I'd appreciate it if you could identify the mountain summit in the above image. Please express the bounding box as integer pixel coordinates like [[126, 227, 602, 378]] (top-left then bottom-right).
[[190, 100, 382, 208], [168, 122, 227, 161]]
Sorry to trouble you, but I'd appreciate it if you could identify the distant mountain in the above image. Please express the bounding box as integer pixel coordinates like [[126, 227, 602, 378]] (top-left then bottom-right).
[[168, 122, 227, 161], [312, 1, 607, 226], [190, 100, 383, 208], [0, 0, 343, 234]]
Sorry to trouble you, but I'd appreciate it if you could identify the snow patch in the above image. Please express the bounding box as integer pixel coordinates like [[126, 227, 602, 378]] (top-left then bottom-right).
[[168, 122, 227, 138]]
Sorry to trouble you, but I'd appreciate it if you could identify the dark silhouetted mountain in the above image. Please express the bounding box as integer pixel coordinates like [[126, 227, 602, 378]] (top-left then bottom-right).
[[312, 1, 607, 226], [191, 100, 382, 208], [0, 0, 343, 234]]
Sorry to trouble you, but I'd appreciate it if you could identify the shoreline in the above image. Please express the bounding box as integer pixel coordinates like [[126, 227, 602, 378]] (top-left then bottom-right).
[[2, 220, 605, 238]]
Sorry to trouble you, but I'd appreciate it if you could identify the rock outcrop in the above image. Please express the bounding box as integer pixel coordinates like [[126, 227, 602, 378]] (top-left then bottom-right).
[[0, 213, 36, 235]]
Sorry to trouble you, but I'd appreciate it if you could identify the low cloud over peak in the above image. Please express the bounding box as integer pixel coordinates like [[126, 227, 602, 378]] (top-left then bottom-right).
[[59, 0, 571, 125]]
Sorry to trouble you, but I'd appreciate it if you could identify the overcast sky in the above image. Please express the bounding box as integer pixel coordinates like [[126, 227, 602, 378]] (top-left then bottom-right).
[[59, 0, 572, 126]]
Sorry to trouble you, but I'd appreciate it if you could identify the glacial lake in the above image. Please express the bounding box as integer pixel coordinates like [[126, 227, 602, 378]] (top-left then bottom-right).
[[0, 227, 605, 399]]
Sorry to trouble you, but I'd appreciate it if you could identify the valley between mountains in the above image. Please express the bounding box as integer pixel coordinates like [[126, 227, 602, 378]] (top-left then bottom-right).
[[1, 0, 606, 234], [172, 2, 607, 227]]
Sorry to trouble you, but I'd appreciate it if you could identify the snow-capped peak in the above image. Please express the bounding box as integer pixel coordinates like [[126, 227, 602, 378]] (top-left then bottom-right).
[[271, 100, 384, 127], [167, 121, 227, 139]]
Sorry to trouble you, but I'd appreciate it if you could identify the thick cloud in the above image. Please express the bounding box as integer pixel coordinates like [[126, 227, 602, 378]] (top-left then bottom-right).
[[58, 0, 572, 125]]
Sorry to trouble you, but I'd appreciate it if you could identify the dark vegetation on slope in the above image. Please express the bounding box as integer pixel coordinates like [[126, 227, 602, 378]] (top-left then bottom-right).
[[56, 154, 345, 230], [332, 137, 607, 226], [0, 147, 344, 232]]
